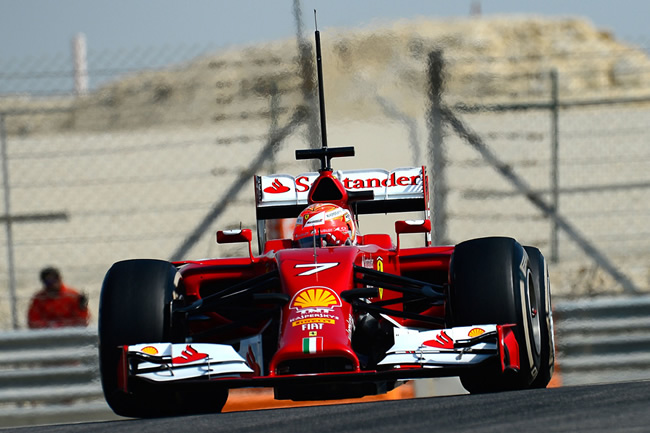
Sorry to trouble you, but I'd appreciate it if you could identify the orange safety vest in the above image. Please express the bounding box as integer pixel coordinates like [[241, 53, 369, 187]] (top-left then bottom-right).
[[27, 284, 90, 329]]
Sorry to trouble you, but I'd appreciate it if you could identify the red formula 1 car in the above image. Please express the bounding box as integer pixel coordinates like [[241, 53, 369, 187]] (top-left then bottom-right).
[[98, 30, 554, 418]]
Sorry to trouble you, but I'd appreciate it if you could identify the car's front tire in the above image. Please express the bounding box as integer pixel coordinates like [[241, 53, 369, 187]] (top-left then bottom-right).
[[99, 259, 228, 417], [449, 237, 542, 393]]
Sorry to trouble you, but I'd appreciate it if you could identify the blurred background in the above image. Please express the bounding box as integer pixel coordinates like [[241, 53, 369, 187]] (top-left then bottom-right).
[[1, 0, 649, 426]]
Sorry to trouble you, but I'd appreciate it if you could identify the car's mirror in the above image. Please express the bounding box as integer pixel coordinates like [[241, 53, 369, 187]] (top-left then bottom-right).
[[217, 229, 255, 261], [395, 220, 431, 251], [217, 229, 253, 244], [395, 219, 431, 235]]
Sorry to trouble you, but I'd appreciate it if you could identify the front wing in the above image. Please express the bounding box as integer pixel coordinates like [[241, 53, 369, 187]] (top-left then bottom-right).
[[119, 324, 519, 389], [379, 325, 499, 367]]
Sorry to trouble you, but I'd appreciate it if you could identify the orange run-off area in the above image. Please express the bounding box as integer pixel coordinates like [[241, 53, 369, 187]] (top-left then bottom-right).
[[222, 367, 563, 412], [222, 382, 415, 412], [223, 303, 563, 411]]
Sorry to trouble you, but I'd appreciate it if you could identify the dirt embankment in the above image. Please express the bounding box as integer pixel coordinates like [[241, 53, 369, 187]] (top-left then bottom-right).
[[2, 15, 649, 136]]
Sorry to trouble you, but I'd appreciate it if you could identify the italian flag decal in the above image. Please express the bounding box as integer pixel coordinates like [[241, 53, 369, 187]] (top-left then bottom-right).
[[302, 337, 323, 354]]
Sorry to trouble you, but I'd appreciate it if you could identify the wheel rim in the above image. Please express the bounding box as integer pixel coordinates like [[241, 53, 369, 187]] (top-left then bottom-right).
[[527, 269, 542, 356]]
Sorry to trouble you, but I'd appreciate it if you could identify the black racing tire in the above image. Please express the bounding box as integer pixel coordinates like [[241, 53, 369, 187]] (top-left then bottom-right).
[[525, 246, 555, 388], [99, 259, 228, 417], [449, 237, 542, 393]]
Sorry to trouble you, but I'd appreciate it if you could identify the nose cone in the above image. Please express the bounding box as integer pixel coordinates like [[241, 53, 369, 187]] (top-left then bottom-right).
[[270, 247, 360, 375]]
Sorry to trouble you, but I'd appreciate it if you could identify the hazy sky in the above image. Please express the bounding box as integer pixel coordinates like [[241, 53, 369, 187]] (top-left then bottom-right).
[[1, 0, 649, 60]]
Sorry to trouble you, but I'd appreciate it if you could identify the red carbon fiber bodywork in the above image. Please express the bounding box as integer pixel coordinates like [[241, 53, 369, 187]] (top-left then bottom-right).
[[174, 239, 455, 376]]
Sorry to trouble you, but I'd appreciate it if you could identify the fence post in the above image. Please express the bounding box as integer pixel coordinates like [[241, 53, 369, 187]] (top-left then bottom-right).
[[550, 69, 559, 263], [427, 50, 447, 245], [0, 113, 18, 329], [72, 33, 88, 96]]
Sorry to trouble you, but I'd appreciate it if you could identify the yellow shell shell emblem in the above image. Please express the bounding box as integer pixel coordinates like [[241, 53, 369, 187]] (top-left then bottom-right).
[[291, 287, 341, 310], [140, 346, 159, 355], [468, 328, 485, 338]]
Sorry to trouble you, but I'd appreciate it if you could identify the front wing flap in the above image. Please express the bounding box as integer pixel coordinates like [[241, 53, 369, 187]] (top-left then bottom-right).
[[378, 325, 500, 367], [125, 343, 253, 382]]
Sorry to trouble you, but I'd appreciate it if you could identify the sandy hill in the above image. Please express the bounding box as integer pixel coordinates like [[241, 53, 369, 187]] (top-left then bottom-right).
[[2, 15, 650, 136]]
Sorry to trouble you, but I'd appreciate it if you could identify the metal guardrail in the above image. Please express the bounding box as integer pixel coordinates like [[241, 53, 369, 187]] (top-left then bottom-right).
[[0, 327, 120, 427], [554, 294, 650, 386], [1, 296, 650, 427]]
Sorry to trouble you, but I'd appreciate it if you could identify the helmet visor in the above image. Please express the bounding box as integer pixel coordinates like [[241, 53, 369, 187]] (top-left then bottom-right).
[[296, 234, 328, 248], [295, 234, 352, 248]]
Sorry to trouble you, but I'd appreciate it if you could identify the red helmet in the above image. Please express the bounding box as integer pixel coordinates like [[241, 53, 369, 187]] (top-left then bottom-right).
[[293, 203, 356, 247]]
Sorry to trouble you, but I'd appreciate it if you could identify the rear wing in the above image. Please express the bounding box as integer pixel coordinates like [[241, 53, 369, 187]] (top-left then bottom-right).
[[255, 166, 429, 220]]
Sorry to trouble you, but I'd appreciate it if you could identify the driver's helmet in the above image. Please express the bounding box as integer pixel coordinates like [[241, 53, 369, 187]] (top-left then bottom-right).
[[293, 203, 356, 247]]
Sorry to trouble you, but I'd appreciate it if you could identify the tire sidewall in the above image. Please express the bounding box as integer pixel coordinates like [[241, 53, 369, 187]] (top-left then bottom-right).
[[518, 252, 541, 383], [525, 246, 555, 387]]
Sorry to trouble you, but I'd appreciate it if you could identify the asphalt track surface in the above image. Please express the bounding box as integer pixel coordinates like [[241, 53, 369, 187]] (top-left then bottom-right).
[[5, 380, 650, 433]]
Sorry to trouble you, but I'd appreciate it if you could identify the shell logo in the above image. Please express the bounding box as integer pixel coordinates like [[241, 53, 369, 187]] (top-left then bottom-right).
[[468, 328, 485, 338], [140, 346, 159, 355], [290, 287, 341, 310]]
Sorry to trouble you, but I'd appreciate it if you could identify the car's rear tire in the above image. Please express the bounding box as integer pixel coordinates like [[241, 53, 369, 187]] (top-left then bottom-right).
[[525, 246, 555, 388], [449, 237, 542, 393], [99, 259, 228, 417]]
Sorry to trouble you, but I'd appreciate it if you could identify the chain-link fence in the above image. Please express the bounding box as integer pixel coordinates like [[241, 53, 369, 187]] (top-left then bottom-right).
[[440, 57, 650, 298], [1, 19, 649, 329]]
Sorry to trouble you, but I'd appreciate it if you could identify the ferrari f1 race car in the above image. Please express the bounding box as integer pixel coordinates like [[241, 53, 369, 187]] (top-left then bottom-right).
[[98, 28, 555, 418]]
